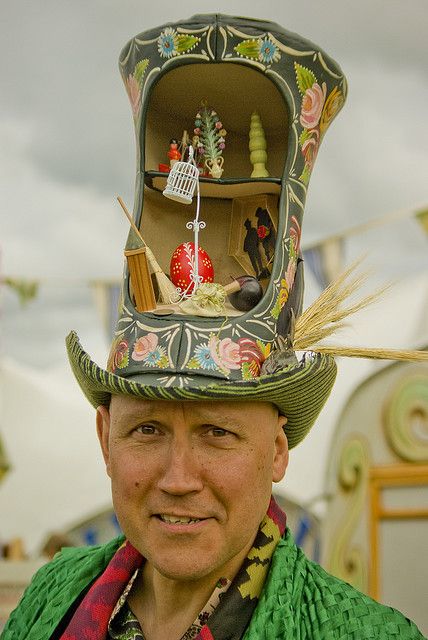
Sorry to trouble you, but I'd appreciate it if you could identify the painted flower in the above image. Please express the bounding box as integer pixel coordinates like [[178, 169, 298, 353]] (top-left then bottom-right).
[[301, 128, 320, 171], [258, 38, 281, 65], [158, 27, 178, 58], [132, 333, 158, 361], [300, 82, 327, 129], [289, 216, 302, 255], [125, 74, 141, 118], [274, 258, 298, 316], [107, 336, 129, 372], [257, 225, 269, 240], [285, 257, 298, 291], [193, 343, 217, 370], [320, 86, 344, 135], [143, 346, 168, 368], [237, 338, 270, 378], [209, 335, 241, 374]]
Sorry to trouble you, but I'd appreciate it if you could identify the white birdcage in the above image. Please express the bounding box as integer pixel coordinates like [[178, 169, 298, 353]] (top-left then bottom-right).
[[162, 146, 206, 299], [163, 147, 199, 204]]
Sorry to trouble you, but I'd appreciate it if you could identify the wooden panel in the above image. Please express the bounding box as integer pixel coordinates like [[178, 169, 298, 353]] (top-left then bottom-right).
[[369, 464, 428, 600]]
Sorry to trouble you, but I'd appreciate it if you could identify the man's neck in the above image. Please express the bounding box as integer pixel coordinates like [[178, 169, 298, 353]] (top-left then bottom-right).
[[127, 547, 251, 640]]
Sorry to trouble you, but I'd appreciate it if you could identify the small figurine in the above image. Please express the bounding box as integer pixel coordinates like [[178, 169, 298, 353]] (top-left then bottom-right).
[[167, 138, 182, 168], [194, 104, 227, 178], [249, 111, 269, 178], [243, 218, 264, 278]]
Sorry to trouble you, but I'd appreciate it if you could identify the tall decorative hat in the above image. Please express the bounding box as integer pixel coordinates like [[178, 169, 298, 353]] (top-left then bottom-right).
[[67, 14, 348, 449]]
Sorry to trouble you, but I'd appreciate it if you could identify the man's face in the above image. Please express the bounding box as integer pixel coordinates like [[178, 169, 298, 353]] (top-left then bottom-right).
[[97, 397, 288, 584]]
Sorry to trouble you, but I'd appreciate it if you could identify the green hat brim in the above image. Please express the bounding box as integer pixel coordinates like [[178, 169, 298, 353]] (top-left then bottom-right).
[[66, 331, 336, 449]]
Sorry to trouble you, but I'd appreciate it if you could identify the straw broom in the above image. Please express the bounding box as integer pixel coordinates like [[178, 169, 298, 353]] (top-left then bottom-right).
[[294, 259, 428, 362], [117, 196, 179, 304]]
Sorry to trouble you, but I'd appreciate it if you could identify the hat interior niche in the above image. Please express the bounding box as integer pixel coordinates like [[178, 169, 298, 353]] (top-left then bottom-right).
[[141, 63, 289, 310]]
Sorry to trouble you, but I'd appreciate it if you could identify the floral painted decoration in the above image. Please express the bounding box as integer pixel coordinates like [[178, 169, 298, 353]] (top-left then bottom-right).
[[107, 336, 129, 372], [124, 59, 149, 120], [271, 216, 301, 319], [186, 334, 271, 379], [157, 27, 201, 59], [295, 63, 344, 184], [234, 36, 281, 67], [131, 333, 169, 368]]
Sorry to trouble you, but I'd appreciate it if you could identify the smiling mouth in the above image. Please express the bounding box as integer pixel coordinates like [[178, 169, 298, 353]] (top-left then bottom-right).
[[158, 514, 203, 525]]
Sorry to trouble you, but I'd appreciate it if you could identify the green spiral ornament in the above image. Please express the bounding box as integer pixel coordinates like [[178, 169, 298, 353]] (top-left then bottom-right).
[[383, 372, 428, 462], [328, 436, 370, 593]]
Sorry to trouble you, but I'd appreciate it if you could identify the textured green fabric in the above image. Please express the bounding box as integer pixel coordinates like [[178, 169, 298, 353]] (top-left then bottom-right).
[[0, 536, 124, 640], [2, 531, 425, 639]]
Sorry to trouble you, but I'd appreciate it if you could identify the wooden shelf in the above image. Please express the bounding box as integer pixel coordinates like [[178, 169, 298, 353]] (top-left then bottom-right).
[[144, 172, 281, 199]]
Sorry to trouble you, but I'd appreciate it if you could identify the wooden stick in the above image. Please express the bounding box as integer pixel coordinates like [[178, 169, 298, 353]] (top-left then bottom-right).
[[117, 196, 145, 245], [223, 280, 241, 294]]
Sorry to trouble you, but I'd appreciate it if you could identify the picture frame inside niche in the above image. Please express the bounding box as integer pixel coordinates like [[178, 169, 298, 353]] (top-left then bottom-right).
[[228, 194, 279, 279]]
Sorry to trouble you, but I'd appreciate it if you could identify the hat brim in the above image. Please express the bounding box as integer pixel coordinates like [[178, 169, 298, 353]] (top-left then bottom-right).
[[66, 331, 336, 449]]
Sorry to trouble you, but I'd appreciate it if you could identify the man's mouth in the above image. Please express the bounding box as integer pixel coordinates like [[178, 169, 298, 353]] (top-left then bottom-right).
[[158, 514, 203, 525]]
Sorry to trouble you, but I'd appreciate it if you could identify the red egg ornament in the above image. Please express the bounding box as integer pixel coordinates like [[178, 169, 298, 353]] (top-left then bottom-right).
[[170, 242, 214, 293]]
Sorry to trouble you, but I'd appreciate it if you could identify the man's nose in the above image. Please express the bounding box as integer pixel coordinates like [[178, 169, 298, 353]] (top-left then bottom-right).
[[157, 439, 204, 495]]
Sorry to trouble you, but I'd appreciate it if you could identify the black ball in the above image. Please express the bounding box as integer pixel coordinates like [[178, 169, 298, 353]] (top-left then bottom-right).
[[228, 276, 263, 312]]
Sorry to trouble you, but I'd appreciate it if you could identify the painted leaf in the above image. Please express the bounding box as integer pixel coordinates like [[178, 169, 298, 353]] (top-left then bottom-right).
[[116, 350, 129, 369], [294, 63, 317, 95], [158, 354, 169, 368], [186, 357, 201, 370], [299, 163, 311, 185], [256, 340, 271, 359], [271, 299, 281, 319], [134, 59, 149, 86], [299, 128, 312, 146], [234, 39, 260, 60], [176, 34, 200, 53], [199, 106, 222, 160], [241, 361, 255, 380]]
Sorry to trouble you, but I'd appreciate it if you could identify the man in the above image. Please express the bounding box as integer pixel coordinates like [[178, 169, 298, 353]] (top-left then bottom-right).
[[2, 13, 426, 639]]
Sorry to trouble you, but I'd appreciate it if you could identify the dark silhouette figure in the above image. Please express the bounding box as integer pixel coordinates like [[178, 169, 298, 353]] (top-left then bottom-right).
[[243, 218, 263, 277]]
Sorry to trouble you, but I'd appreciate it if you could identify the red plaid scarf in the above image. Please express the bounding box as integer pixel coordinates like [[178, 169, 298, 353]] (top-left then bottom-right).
[[60, 497, 286, 640]]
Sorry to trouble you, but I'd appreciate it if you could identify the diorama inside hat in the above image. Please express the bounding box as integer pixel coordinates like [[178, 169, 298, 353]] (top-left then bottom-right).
[[126, 60, 290, 318]]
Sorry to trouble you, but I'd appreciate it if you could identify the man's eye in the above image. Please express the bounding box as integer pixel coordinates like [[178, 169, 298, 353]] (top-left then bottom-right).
[[209, 427, 229, 437], [136, 425, 157, 435]]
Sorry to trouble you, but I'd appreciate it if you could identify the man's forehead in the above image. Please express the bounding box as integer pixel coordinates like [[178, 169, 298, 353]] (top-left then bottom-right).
[[108, 395, 277, 422]]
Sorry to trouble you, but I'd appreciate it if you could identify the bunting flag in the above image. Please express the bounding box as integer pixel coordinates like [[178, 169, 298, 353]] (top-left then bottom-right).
[[415, 208, 428, 235], [2, 277, 39, 306], [303, 237, 344, 289]]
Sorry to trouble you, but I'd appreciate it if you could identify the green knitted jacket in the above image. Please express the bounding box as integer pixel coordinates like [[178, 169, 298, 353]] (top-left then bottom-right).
[[1, 530, 425, 639]]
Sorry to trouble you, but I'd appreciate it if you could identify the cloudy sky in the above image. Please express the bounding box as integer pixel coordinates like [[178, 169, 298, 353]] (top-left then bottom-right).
[[1, 0, 427, 369]]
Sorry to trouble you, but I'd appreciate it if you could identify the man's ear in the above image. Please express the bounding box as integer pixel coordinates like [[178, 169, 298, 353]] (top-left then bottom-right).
[[96, 405, 112, 477], [272, 415, 289, 483]]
